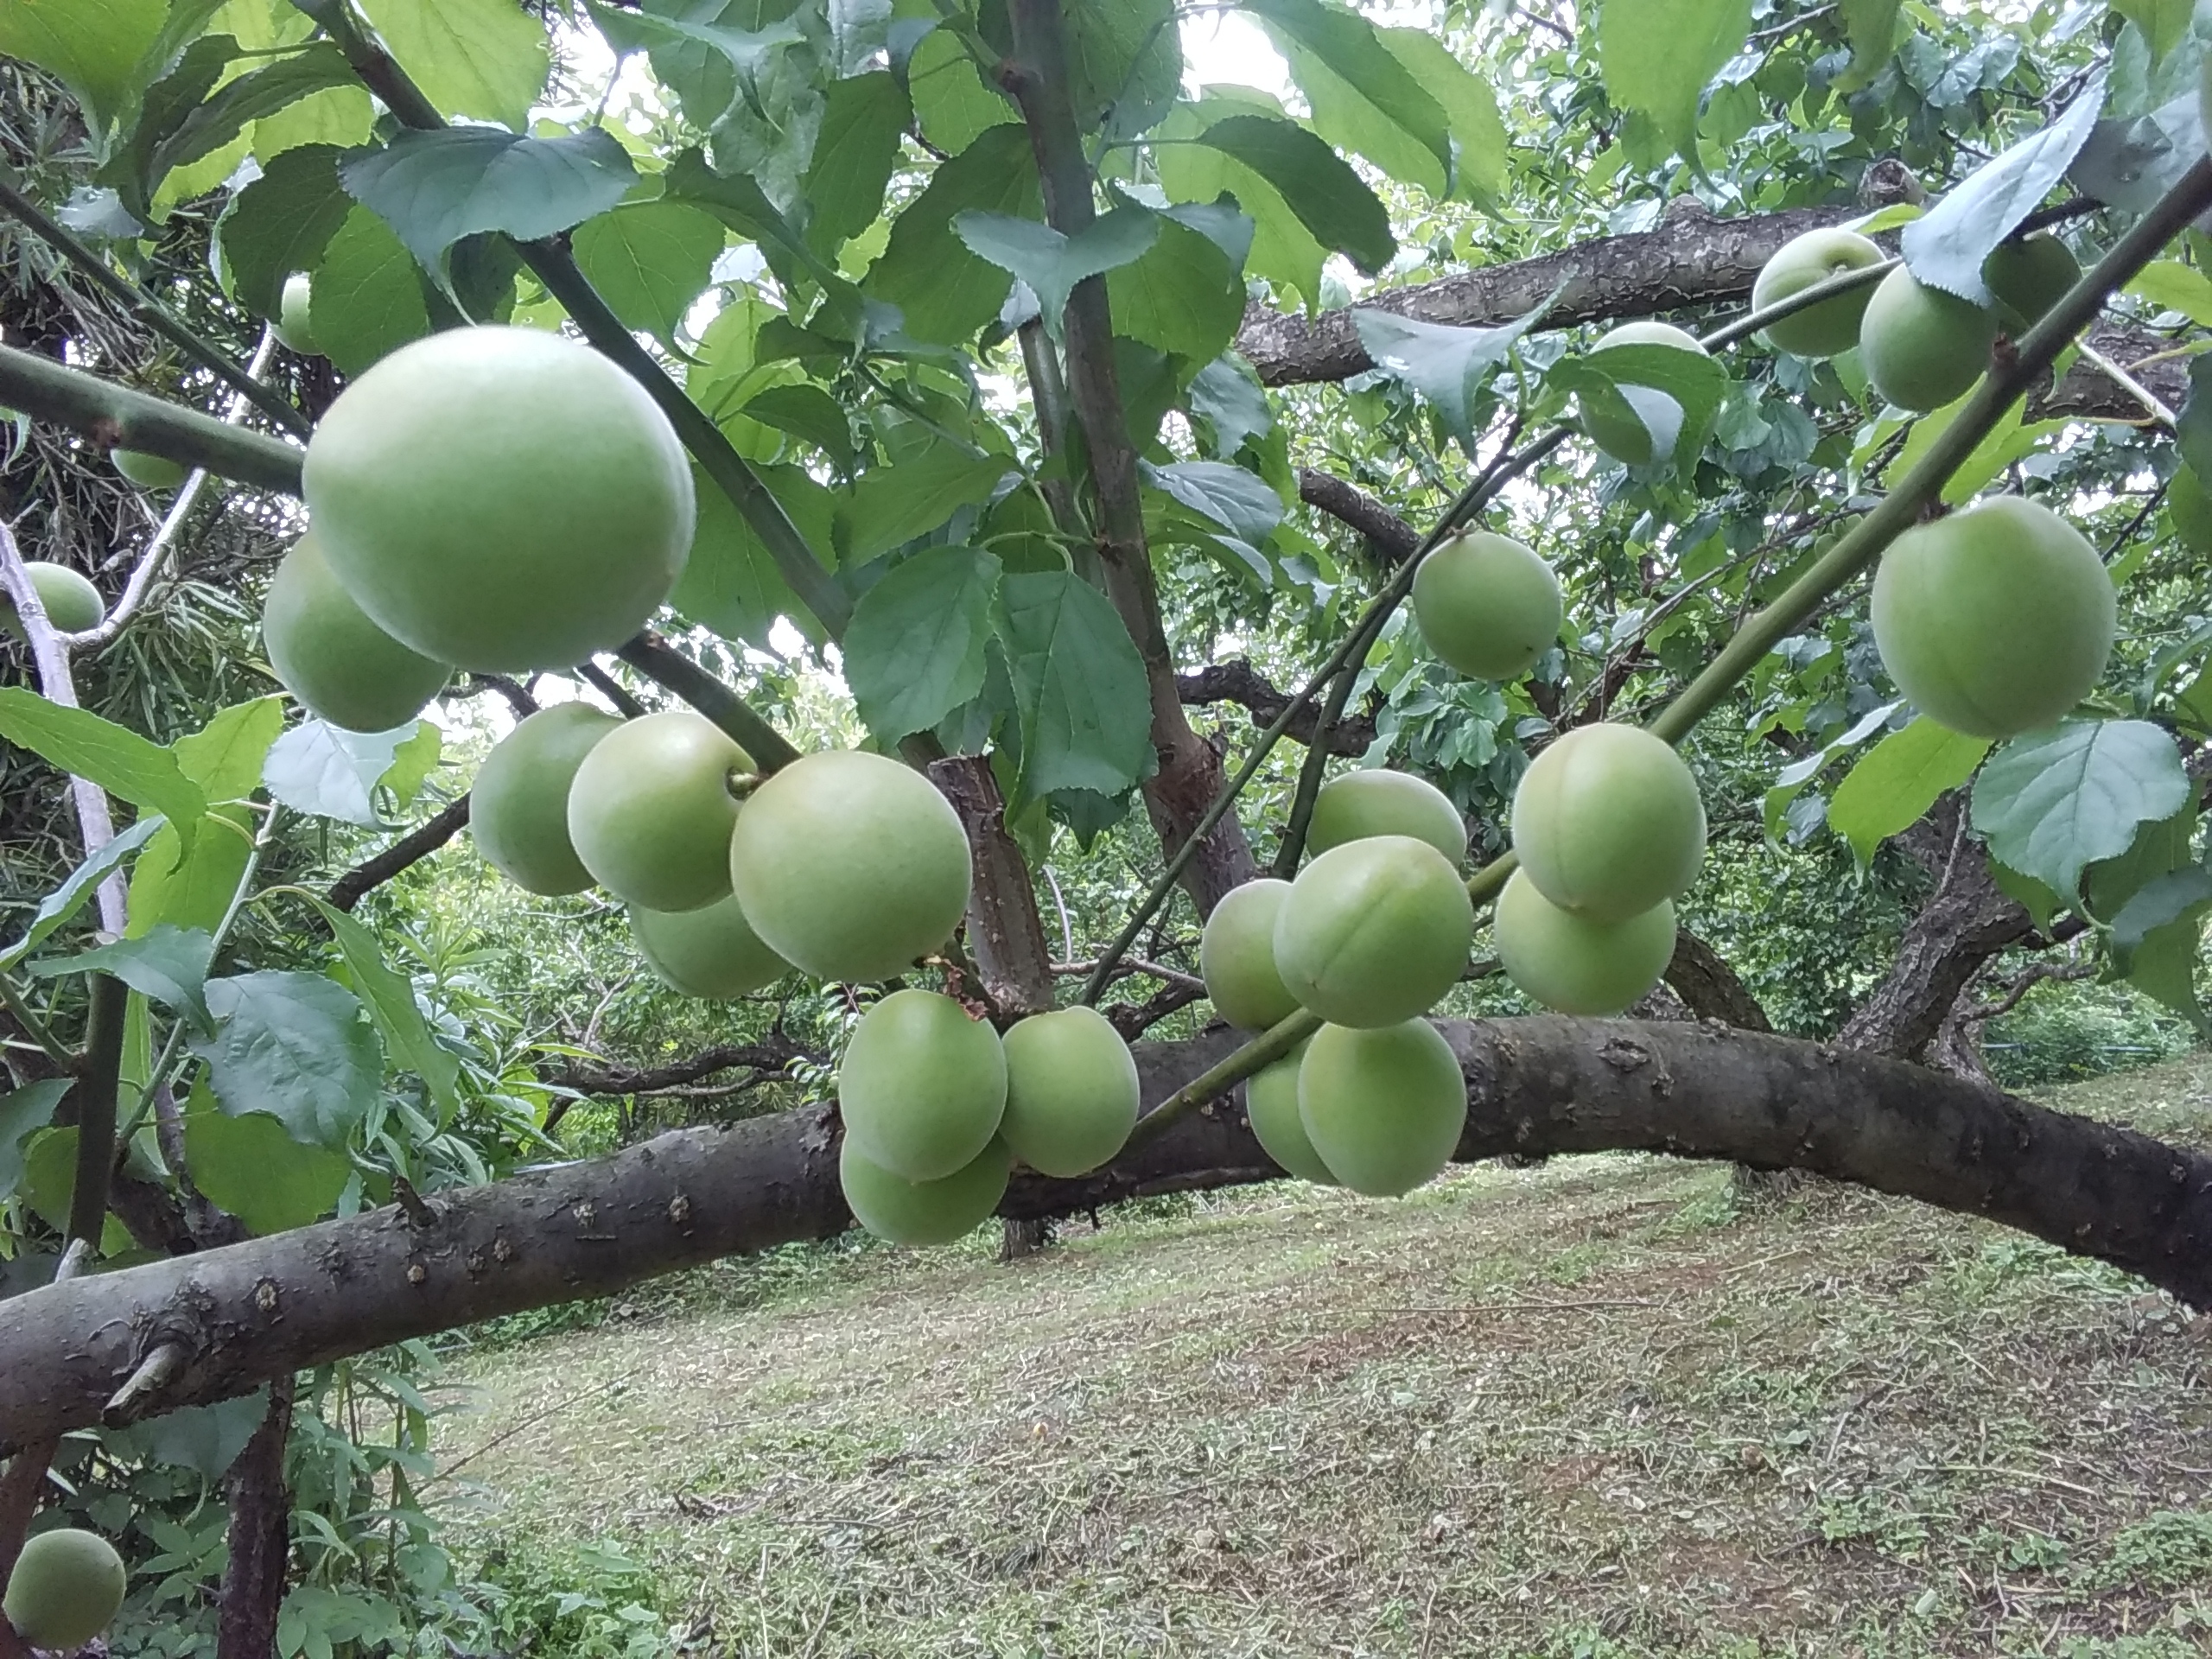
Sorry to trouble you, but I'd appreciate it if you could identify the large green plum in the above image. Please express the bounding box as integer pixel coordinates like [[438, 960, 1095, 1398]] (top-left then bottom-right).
[[1273, 836, 1474, 1028], [275, 271, 319, 355], [840, 1135, 1008, 1246], [1306, 769, 1467, 865], [567, 710, 748, 911], [838, 988, 1007, 1181], [1243, 1040, 1335, 1185], [470, 703, 620, 894], [4, 1529, 126, 1653], [631, 893, 789, 1000], [999, 1006, 1140, 1177], [728, 749, 972, 983], [1510, 722, 1705, 922], [1751, 227, 1885, 358], [1859, 267, 1996, 412], [1871, 495, 2114, 738], [1411, 530, 1561, 683], [1494, 870, 1676, 1016], [1982, 235, 2079, 331], [111, 448, 186, 489], [1, 563, 105, 639], [300, 325, 694, 671], [1199, 878, 1300, 1031], [262, 533, 450, 733], [1578, 321, 1708, 467], [1297, 1019, 1465, 1198], [2172, 465, 2212, 556]]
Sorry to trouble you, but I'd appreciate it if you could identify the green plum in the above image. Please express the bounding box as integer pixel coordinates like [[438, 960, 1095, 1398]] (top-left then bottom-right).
[[1, 563, 105, 639], [840, 1135, 1008, 1246], [1510, 722, 1705, 922], [1273, 836, 1474, 1028], [1859, 266, 1996, 412], [1199, 878, 1300, 1031], [1982, 234, 2080, 331], [999, 1006, 1140, 1177], [111, 448, 186, 489], [262, 533, 450, 733], [1243, 1040, 1335, 1185], [1751, 226, 1886, 358], [4, 1529, 126, 1654], [1306, 769, 1467, 865], [837, 988, 1007, 1182], [567, 710, 748, 912], [470, 703, 621, 895], [1578, 321, 1708, 467], [1494, 871, 1676, 1016], [631, 893, 789, 1000], [1297, 1019, 1465, 1198], [1411, 529, 1562, 683]]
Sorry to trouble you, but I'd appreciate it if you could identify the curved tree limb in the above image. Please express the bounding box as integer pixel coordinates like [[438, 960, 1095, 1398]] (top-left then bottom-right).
[[1177, 659, 1375, 753], [326, 795, 472, 913]]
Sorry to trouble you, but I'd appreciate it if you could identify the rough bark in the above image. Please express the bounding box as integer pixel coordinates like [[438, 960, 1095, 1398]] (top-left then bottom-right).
[[1177, 658, 1376, 754], [7, 1016, 2212, 1451], [929, 755, 1057, 1019], [1296, 469, 1421, 563], [216, 1376, 292, 1659], [1664, 930, 1774, 1033]]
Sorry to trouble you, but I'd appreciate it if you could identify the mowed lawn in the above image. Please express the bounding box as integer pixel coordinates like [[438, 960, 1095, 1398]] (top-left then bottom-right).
[[433, 1058, 2212, 1657]]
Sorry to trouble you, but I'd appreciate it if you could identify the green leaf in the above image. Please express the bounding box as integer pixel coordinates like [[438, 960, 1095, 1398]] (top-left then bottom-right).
[[0, 816, 164, 970], [127, 808, 251, 939], [1353, 299, 1554, 448], [1970, 719, 2190, 899], [261, 718, 425, 827], [1186, 354, 1274, 457], [1834, 0, 1903, 94], [1191, 114, 1395, 276], [99, 32, 234, 219], [308, 898, 460, 1120], [17, 1128, 139, 1248], [218, 143, 353, 323], [1067, 0, 1179, 139], [379, 721, 441, 814], [1377, 26, 1507, 200], [0, 687, 205, 856], [840, 442, 1010, 563], [1249, 0, 1451, 193], [993, 570, 1153, 806], [868, 124, 1044, 344], [309, 203, 432, 373], [1154, 94, 1329, 304], [805, 71, 907, 249], [2113, 0, 2196, 65], [184, 1105, 350, 1235], [109, 1389, 271, 1480], [30, 925, 215, 1034], [741, 384, 855, 469], [1549, 340, 1729, 470], [570, 200, 725, 347], [905, 23, 1012, 152], [1109, 214, 1245, 365], [954, 206, 1158, 339], [586, 1, 804, 122], [191, 970, 383, 1149], [153, 40, 357, 188], [662, 149, 865, 328], [671, 461, 834, 647], [843, 546, 1003, 742], [340, 127, 637, 271], [0, 1079, 70, 1202], [174, 696, 287, 804], [356, 0, 550, 131], [1900, 70, 2106, 303], [1597, 0, 1752, 160], [1141, 461, 1283, 543], [2127, 259, 2212, 326], [1826, 718, 1990, 868], [0, 0, 166, 137]]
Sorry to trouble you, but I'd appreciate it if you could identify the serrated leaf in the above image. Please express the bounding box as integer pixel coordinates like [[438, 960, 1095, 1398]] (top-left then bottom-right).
[[570, 200, 725, 347], [955, 207, 1158, 341], [1379, 26, 1508, 200], [840, 442, 1010, 563], [1191, 114, 1394, 276], [994, 570, 1152, 806], [1827, 718, 1990, 868], [2069, 88, 2202, 216], [1106, 214, 1243, 364], [99, 32, 234, 219], [191, 970, 382, 1149], [153, 40, 356, 189], [904, 23, 1010, 153], [184, 1103, 352, 1236], [587, 1, 804, 123], [0, 688, 205, 858], [1185, 354, 1274, 456], [357, 0, 550, 131], [309, 203, 432, 373], [218, 143, 353, 322], [0, 0, 166, 137], [1141, 461, 1283, 543], [1597, 0, 1754, 160], [110, 1389, 271, 1480], [30, 925, 215, 1034], [741, 384, 855, 469], [843, 546, 1003, 741], [865, 124, 1041, 343], [127, 808, 252, 939], [1549, 340, 1728, 470], [1068, 0, 1179, 140], [2113, 0, 2196, 65], [1970, 719, 2190, 899], [671, 461, 833, 648], [2111, 859, 2212, 959], [174, 697, 287, 804], [2126, 258, 2212, 325], [340, 128, 636, 271], [261, 718, 423, 827], [1249, 0, 1451, 192], [0, 816, 164, 969], [1154, 95, 1329, 303], [308, 898, 459, 1120], [1354, 298, 1555, 448], [0, 1079, 70, 1202], [805, 71, 907, 248]]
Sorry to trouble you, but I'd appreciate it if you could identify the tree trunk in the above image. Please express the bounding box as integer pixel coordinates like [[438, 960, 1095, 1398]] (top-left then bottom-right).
[[216, 1376, 292, 1659]]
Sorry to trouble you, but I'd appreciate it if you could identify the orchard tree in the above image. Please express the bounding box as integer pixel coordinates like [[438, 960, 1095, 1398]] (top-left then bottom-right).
[[2, 0, 2212, 1648]]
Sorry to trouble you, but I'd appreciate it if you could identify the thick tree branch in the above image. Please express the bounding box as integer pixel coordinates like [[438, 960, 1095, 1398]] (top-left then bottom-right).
[[216, 1377, 292, 1659], [1663, 931, 1773, 1033], [540, 1037, 813, 1100], [1297, 469, 1422, 563], [1177, 659, 1375, 753], [930, 755, 1057, 1017], [327, 795, 471, 912]]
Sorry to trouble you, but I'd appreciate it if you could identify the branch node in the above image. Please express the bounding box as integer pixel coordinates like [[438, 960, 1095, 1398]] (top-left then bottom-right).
[[103, 1342, 187, 1426]]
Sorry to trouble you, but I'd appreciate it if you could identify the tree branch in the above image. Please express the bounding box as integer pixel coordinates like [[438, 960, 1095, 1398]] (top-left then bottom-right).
[[540, 1036, 813, 1100], [1296, 469, 1421, 563], [1177, 659, 1374, 753], [930, 755, 1057, 1017], [327, 795, 472, 912]]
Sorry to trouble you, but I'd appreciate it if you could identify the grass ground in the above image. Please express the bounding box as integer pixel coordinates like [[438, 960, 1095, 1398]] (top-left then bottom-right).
[[431, 1056, 2212, 1657]]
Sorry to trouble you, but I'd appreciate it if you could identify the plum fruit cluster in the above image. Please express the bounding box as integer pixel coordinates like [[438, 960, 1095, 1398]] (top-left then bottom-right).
[[5, 1527, 127, 1652]]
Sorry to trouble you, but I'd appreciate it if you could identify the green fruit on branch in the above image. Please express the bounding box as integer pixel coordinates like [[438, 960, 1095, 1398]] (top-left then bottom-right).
[[567, 709, 748, 912], [111, 447, 186, 489], [2169, 465, 2212, 557], [1297, 1018, 1465, 1198], [1871, 495, 2114, 739], [1495, 870, 1676, 1016], [1981, 234, 2079, 331], [4, 1528, 127, 1652], [1243, 1040, 1335, 1185], [262, 533, 450, 734], [999, 1006, 1141, 1178], [1273, 835, 1475, 1028], [1510, 722, 1705, 923], [470, 703, 621, 895], [1858, 266, 1996, 412], [838, 988, 1007, 1182], [1578, 321, 1708, 467], [1306, 769, 1467, 865], [840, 1135, 1008, 1246], [301, 325, 694, 672], [631, 893, 789, 1000], [275, 271, 319, 356], [728, 749, 972, 983], [1199, 878, 1300, 1031], [1, 562, 105, 639], [1411, 529, 1562, 683], [1751, 226, 1886, 358]]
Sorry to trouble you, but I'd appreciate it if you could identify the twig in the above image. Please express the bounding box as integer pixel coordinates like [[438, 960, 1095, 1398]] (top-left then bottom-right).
[[327, 794, 472, 912], [613, 632, 799, 771], [0, 344, 303, 493], [578, 659, 648, 720], [2075, 338, 2177, 427], [1050, 957, 1205, 992]]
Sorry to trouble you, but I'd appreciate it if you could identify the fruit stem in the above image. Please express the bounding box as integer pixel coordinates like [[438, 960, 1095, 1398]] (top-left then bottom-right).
[[0, 345, 303, 493]]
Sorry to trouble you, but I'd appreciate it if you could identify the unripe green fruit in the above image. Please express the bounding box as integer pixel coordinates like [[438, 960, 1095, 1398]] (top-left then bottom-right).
[[263, 533, 449, 733], [1871, 495, 2114, 739], [1274, 836, 1474, 1029], [1982, 235, 2079, 331], [1495, 871, 1676, 1016], [1751, 227, 1885, 358], [1579, 321, 1708, 467], [631, 893, 788, 1000], [999, 1006, 1140, 1177], [2171, 466, 2212, 556], [567, 710, 748, 911], [4, 1528, 126, 1652], [275, 271, 319, 355], [1859, 266, 1996, 412], [728, 750, 972, 983], [112, 448, 186, 489], [838, 988, 1007, 1181], [1, 563, 105, 639], [1510, 722, 1705, 923], [1297, 1019, 1465, 1198], [840, 1135, 1007, 1246], [1243, 1041, 1335, 1185], [1306, 769, 1466, 865], [1411, 530, 1562, 683], [470, 703, 621, 895], [1199, 878, 1300, 1031], [301, 325, 694, 672]]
